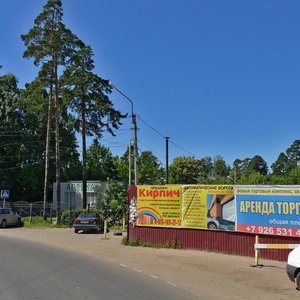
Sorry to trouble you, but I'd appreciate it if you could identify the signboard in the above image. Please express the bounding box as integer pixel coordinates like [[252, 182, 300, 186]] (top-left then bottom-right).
[[182, 185, 234, 230], [1, 190, 9, 199], [66, 182, 96, 191], [236, 186, 300, 237], [136, 185, 182, 228], [136, 185, 234, 230], [135, 184, 300, 236]]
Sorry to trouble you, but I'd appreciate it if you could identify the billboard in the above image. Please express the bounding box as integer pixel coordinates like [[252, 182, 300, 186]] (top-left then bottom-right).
[[135, 184, 300, 236], [136, 185, 182, 228], [236, 186, 300, 237], [136, 185, 234, 230], [182, 185, 234, 230]]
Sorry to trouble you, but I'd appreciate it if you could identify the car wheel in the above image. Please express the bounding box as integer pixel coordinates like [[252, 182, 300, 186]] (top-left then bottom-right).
[[1, 220, 7, 228], [296, 272, 300, 290], [207, 221, 218, 230], [16, 218, 22, 227], [74, 229, 79, 234]]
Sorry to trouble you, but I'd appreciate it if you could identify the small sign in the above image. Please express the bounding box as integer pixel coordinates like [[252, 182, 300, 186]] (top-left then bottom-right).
[[1, 190, 9, 199]]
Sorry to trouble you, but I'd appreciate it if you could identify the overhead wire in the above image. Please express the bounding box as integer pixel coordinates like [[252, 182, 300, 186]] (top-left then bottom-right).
[[138, 139, 165, 160], [137, 115, 200, 159]]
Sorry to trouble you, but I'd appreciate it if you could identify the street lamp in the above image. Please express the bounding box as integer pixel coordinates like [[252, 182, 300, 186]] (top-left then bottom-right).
[[109, 82, 139, 186]]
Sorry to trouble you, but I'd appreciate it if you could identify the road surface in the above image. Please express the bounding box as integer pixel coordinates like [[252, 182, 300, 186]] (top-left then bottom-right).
[[0, 235, 198, 300], [0, 227, 298, 299]]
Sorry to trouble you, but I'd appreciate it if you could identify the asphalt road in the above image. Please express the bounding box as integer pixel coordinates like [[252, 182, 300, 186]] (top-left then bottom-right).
[[0, 236, 199, 300]]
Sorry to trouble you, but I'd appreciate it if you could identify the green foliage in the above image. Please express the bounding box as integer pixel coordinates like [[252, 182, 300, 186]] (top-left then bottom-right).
[[123, 238, 182, 249], [22, 216, 67, 228], [61, 209, 91, 226], [138, 151, 165, 184], [271, 152, 289, 175], [61, 45, 125, 141], [114, 147, 165, 185], [169, 156, 205, 184], [286, 140, 300, 164], [86, 140, 118, 180], [248, 155, 268, 175], [130, 239, 140, 247], [114, 145, 134, 184], [121, 236, 129, 245], [212, 156, 229, 178], [96, 180, 127, 225], [200, 156, 213, 178], [286, 167, 300, 184], [238, 172, 267, 185]]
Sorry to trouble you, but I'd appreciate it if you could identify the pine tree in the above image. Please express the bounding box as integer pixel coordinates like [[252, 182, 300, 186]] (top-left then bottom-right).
[[62, 45, 125, 209], [21, 0, 82, 221]]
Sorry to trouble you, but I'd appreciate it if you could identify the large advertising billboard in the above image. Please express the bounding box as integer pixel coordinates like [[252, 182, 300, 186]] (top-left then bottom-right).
[[136, 185, 234, 230], [136, 185, 182, 228], [182, 185, 234, 230], [136, 184, 300, 237], [236, 186, 300, 237]]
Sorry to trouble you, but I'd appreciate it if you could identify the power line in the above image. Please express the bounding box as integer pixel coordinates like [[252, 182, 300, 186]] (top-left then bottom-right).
[[137, 115, 199, 159], [137, 115, 166, 139], [138, 139, 165, 160], [169, 140, 200, 159]]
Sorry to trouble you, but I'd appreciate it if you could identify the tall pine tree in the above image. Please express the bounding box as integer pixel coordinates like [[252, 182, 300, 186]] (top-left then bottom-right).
[[21, 0, 83, 221], [62, 45, 125, 209]]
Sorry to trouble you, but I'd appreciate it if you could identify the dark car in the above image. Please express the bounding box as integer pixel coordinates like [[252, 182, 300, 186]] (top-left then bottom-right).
[[73, 212, 103, 233]]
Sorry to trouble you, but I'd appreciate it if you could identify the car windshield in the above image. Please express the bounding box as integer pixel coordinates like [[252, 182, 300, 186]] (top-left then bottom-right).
[[78, 213, 97, 219]]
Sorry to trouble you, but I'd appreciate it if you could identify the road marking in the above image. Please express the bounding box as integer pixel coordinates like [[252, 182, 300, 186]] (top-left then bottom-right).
[[166, 281, 176, 287], [148, 274, 158, 279], [120, 263, 127, 267], [133, 268, 142, 272]]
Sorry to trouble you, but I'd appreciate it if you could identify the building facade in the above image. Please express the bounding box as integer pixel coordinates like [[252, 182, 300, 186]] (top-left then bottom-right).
[[52, 181, 107, 210]]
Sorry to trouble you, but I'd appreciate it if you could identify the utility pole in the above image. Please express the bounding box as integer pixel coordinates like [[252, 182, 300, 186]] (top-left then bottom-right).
[[165, 136, 169, 184], [109, 82, 139, 185], [234, 168, 237, 185], [132, 114, 138, 185], [128, 140, 132, 185]]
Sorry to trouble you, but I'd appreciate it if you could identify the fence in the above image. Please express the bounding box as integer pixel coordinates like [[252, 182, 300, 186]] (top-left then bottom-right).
[[0, 200, 86, 219]]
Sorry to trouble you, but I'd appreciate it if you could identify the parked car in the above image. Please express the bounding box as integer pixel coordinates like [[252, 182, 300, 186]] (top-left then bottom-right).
[[0, 208, 22, 228], [73, 212, 103, 233], [287, 245, 300, 290], [207, 217, 220, 229], [207, 217, 235, 231]]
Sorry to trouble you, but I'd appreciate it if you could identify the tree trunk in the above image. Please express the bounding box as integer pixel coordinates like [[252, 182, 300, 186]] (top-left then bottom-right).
[[43, 83, 53, 221], [81, 96, 87, 209], [54, 57, 61, 223]]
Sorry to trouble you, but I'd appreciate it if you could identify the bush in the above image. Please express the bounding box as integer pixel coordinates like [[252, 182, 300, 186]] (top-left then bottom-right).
[[61, 209, 90, 226], [121, 236, 129, 245], [130, 239, 140, 247]]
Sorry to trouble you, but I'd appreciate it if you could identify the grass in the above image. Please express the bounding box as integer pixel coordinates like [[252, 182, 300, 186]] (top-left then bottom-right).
[[22, 216, 68, 228], [121, 237, 182, 249]]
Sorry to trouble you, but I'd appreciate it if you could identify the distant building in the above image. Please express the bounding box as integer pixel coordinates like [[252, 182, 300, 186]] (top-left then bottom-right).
[[52, 181, 107, 210]]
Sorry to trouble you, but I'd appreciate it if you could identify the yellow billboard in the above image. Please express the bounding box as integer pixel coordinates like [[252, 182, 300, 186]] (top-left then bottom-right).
[[182, 185, 234, 229], [136, 185, 182, 227]]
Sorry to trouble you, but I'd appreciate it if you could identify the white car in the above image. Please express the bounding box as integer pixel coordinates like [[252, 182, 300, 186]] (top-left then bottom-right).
[[287, 245, 300, 290], [0, 208, 22, 228]]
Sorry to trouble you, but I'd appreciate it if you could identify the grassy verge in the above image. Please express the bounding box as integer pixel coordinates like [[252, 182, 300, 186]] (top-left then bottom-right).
[[22, 216, 68, 228], [121, 236, 182, 249]]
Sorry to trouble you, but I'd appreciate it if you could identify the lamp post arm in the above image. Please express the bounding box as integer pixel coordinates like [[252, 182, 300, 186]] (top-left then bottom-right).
[[108, 81, 138, 185], [109, 83, 134, 117]]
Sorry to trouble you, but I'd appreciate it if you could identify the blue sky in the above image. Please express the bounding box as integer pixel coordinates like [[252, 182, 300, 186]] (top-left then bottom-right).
[[1, 0, 300, 170]]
